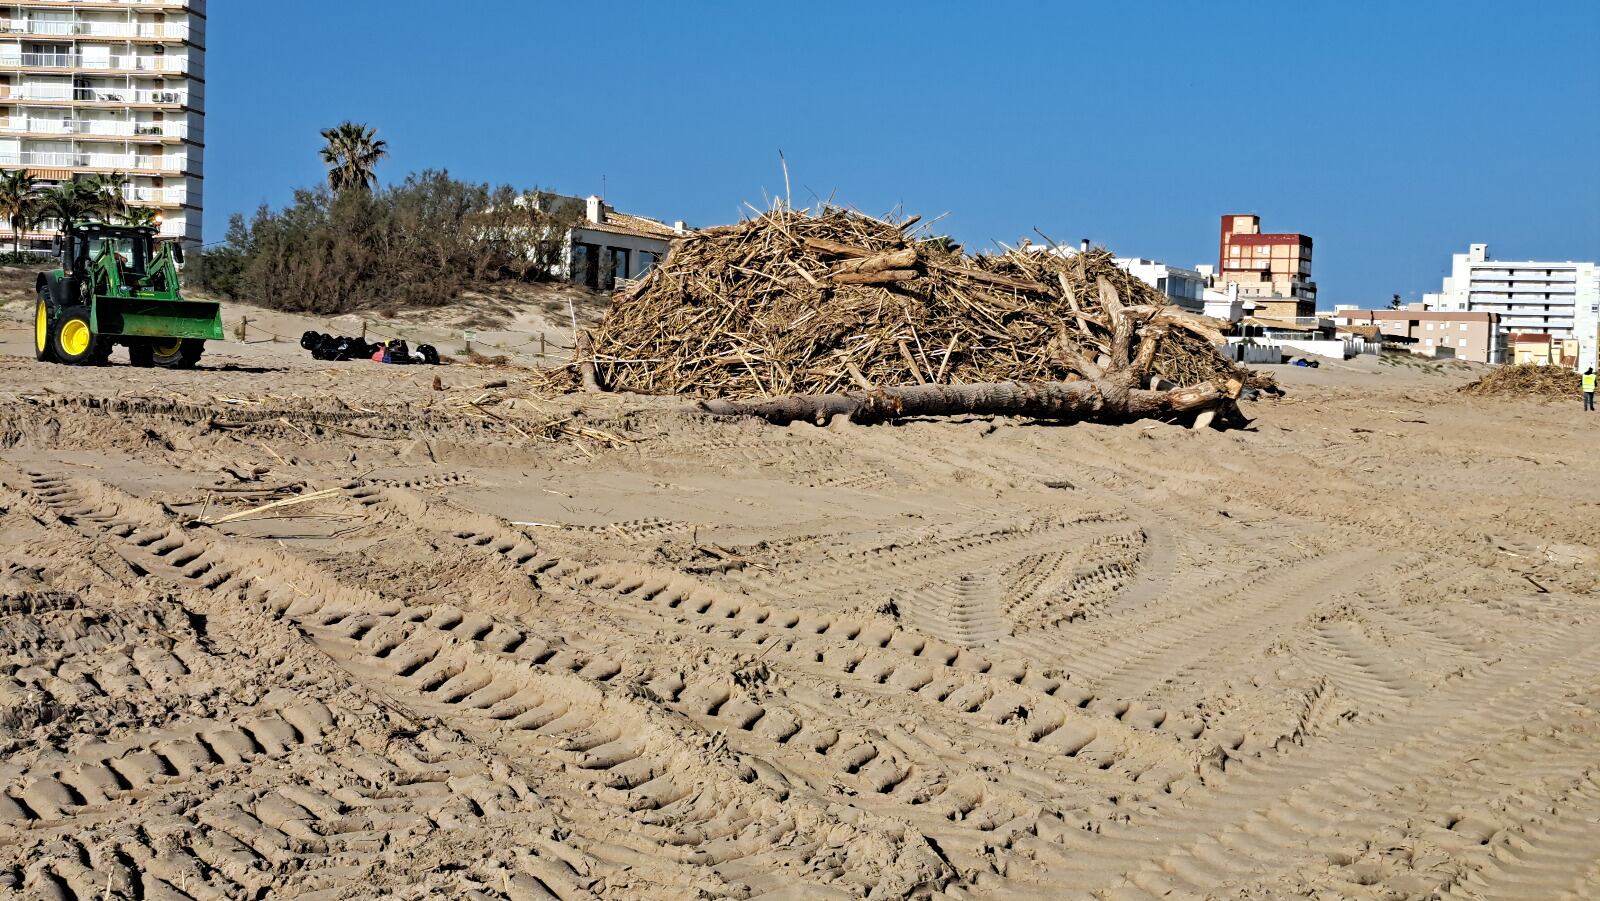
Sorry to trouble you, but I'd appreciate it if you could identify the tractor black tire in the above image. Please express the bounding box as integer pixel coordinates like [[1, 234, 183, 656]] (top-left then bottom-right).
[[51, 305, 102, 366], [128, 341, 155, 368], [34, 291, 57, 363], [151, 338, 205, 369]]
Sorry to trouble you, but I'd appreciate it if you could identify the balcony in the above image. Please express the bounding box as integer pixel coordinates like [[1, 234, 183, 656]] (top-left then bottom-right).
[[2, 20, 191, 40], [0, 51, 188, 73], [79, 86, 188, 105], [80, 150, 183, 170], [1, 1, 197, 9], [0, 116, 187, 139], [5, 84, 188, 104], [0, 148, 184, 171], [121, 184, 186, 205]]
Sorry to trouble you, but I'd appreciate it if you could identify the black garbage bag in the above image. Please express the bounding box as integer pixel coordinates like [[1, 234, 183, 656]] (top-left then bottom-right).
[[382, 338, 412, 364]]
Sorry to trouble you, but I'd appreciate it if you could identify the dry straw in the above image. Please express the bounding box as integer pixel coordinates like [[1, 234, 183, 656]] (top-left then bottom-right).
[[1460, 364, 1581, 400]]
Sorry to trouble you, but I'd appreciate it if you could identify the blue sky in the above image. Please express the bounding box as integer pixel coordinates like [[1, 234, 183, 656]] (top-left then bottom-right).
[[206, 1, 1599, 305]]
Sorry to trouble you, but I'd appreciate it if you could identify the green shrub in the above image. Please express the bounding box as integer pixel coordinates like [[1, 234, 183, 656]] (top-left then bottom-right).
[[189, 170, 582, 315], [0, 250, 48, 268]]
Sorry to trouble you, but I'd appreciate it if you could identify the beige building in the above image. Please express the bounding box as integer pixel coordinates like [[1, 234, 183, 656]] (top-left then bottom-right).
[[1337, 309, 1504, 364], [1506, 332, 1580, 368], [1250, 297, 1312, 322], [0, 0, 205, 245]]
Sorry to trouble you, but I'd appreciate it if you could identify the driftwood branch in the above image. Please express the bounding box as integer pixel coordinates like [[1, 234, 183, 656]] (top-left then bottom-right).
[[1048, 326, 1104, 381], [802, 236, 878, 258], [1099, 277, 1135, 368], [949, 266, 1052, 294], [831, 247, 918, 275], [1129, 325, 1165, 381], [829, 268, 920, 286]]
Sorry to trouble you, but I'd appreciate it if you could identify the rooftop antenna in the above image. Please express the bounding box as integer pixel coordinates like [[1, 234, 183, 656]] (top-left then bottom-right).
[[600, 174, 606, 200]]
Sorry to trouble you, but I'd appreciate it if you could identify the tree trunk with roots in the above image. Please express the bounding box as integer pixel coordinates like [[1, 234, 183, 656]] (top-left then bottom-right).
[[692, 278, 1259, 429]]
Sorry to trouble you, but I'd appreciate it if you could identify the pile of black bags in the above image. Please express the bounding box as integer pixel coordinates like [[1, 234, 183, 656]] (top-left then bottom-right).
[[301, 332, 439, 365]]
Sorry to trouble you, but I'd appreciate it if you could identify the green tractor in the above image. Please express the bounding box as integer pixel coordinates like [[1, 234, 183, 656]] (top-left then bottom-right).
[[34, 221, 222, 367]]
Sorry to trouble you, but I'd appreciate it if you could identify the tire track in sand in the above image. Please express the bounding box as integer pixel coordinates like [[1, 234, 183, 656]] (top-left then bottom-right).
[[993, 616, 1600, 899], [358, 489, 1238, 803], [1056, 550, 1382, 700], [0, 485, 614, 900], [6, 469, 955, 897]]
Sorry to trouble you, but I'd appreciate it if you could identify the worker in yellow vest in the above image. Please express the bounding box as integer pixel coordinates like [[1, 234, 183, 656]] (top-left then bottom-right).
[[1586, 368, 1596, 411]]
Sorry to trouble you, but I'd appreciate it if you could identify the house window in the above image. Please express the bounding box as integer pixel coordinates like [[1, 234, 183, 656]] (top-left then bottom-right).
[[571, 242, 601, 288], [607, 247, 629, 285], [1459, 324, 1468, 331]]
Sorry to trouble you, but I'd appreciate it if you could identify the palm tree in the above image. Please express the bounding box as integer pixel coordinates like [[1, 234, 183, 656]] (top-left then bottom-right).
[[80, 171, 129, 222], [39, 182, 92, 233], [0, 169, 40, 253], [319, 122, 387, 193], [120, 206, 159, 229]]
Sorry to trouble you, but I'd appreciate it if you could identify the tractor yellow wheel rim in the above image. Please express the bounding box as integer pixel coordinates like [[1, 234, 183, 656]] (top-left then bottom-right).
[[59, 319, 91, 357], [35, 301, 47, 353], [152, 339, 182, 358]]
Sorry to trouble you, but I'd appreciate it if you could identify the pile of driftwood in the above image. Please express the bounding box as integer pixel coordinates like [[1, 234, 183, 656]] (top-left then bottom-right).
[[1460, 364, 1581, 400], [587, 207, 1272, 427]]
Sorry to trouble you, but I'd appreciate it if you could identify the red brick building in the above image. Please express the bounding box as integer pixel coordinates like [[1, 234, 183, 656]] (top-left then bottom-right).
[[1217, 214, 1316, 318]]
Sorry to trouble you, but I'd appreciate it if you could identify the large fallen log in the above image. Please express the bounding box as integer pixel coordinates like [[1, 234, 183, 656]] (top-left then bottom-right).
[[697, 377, 1245, 427]]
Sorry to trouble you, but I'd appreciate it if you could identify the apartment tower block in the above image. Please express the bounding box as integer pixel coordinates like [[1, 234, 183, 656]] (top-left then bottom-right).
[[1217, 213, 1316, 319], [0, 0, 204, 246], [1426, 243, 1599, 371]]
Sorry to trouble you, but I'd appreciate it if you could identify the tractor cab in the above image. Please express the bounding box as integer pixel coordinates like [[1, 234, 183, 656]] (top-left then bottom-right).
[[56, 222, 184, 295]]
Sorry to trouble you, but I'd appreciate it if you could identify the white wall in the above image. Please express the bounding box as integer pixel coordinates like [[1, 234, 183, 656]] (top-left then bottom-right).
[[568, 227, 673, 282], [1575, 262, 1599, 371], [1116, 257, 1206, 310], [1228, 336, 1348, 360]]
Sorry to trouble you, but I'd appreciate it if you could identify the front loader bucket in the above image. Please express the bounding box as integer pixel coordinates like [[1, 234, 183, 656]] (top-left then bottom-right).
[[93, 296, 224, 341]]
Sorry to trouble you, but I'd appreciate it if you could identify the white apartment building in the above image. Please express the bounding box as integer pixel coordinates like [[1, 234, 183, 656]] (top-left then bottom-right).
[[1425, 243, 1600, 370], [1114, 257, 1206, 312], [0, 0, 204, 245]]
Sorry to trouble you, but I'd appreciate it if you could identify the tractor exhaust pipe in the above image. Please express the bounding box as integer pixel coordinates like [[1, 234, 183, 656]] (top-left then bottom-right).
[[54, 235, 71, 276]]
